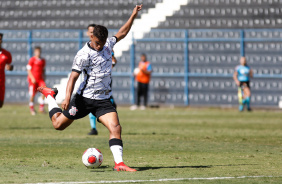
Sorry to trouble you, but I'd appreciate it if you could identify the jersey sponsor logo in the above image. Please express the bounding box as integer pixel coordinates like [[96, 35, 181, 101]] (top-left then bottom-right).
[[69, 106, 78, 116], [94, 89, 111, 95]]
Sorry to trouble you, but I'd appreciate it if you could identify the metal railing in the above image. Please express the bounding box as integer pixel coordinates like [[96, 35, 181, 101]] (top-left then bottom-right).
[[3, 29, 282, 106]]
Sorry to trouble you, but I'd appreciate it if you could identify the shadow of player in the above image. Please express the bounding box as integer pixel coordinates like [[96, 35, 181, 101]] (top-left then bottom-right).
[[133, 164, 257, 171]]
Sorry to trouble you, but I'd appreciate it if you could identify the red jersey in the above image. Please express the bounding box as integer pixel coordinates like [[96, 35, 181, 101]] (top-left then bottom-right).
[[27, 56, 45, 81], [0, 48, 12, 81]]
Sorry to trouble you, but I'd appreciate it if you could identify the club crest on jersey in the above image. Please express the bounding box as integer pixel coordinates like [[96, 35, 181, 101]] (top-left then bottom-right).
[[69, 106, 78, 116]]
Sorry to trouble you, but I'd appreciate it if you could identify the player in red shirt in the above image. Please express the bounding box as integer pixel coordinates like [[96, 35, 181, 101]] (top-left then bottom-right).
[[0, 33, 13, 108], [27, 46, 46, 115]]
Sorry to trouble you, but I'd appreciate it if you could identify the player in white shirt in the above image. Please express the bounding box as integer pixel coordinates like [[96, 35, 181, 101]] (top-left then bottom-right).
[[86, 23, 118, 135], [37, 4, 143, 172]]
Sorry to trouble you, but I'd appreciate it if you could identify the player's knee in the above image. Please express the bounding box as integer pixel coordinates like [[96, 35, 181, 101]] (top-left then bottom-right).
[[54, 126, 65, 131], [52, 121, 66, 131], [111, 123, 121, 134]]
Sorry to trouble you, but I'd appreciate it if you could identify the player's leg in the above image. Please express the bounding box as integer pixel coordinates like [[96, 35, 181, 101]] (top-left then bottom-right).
[[238, 85, 244, 111], [99, 112, 121, 139], [38, 80, 46, 113], [99, 112, 136, 172], [0, 84, 5, 108], [28, 83, 37, 115], [243, 85, 251, 111], [37, 86, 74, 130], [96, 100, 136, 172], [39, 95, 45, 113], [139, 83, 146, 110], [88, 113, 98, 135]]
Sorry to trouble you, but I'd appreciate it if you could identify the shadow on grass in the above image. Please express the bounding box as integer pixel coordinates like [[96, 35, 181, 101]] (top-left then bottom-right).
[[124, 132, 175, 135], [86, 164, 257, 172], [89, 165, 110, 172], [134, 164, 257, 171], [8, 127, 49, 130]]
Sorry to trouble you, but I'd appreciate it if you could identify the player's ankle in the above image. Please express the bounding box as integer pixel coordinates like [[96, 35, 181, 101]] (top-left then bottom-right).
[[115, 162, 124, 166]]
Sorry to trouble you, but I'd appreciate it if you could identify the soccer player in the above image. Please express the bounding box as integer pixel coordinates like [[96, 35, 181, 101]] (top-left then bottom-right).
[[86, 24, 118, 135], [233, 57, 253, 111], [37, 4, 143, 172], [0, 33, 13, 108], [27, 46, 46, 115], [131, 53, 152, 110]]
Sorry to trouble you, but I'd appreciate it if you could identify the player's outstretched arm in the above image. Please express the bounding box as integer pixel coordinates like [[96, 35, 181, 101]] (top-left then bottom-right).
[[115, 4, 142, 42], [61, 71, 80, 110]]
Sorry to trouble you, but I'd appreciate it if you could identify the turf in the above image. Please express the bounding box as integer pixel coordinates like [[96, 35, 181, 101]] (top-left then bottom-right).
[[0, 105, 281, 184]]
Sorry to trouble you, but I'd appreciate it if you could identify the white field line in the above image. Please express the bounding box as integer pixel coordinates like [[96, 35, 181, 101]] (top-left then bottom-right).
[[25, 175, 282, 184]]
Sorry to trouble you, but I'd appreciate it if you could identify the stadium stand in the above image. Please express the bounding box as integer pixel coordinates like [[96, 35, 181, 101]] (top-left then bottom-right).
[[0, 0, 162, 29], [2, 0, 282, 107], [158, 0, 282, 29]]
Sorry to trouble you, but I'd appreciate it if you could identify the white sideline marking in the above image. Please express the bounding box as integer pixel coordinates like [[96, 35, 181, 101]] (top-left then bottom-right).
[[25, 175, 281, 184]]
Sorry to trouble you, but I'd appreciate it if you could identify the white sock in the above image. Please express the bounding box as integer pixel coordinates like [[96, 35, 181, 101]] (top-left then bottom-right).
[[110, 145, 123, 164], [46, 95, 59, 112], [39, 97, 44, 105], [29, 102, 34, 107]]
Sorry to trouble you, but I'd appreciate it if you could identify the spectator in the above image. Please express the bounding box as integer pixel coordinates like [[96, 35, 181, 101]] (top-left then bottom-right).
[[131, 53, 152, 110]]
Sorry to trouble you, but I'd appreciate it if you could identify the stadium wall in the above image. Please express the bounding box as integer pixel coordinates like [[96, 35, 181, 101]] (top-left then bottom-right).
[[2, 29, 282, 107]]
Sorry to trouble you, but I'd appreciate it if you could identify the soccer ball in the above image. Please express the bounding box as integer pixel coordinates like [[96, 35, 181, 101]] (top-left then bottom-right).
[[82, 148, 103, 168], [133, 68, 140, 76]]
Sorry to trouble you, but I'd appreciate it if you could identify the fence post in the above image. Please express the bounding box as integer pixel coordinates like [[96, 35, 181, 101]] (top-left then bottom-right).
[[184, 30, 189, 106], [240, 29, 245, 57], [28, 30, 33, 58], [130, 33, 136, 105], [78, 30, 83, 49]]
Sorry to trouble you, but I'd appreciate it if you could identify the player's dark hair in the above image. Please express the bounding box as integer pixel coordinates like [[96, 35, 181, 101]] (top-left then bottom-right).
[[34, 46, 41, 50], [141, 53, 146, 58], [87, 24, 96, 29], [0, 33, 3, 38], [93, 25, 108, 42]]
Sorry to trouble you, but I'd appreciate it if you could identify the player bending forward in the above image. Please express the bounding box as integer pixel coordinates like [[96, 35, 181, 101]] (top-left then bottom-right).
[[38, 5, 142, 172]]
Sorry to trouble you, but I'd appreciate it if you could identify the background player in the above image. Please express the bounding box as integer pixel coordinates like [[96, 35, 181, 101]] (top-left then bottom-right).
[[27, 46, 46, 115], [37, 4, 143, 172], [131, 53, 152, 110], [86, 24, 118, 135], [0, 33, 13, 108], [233, 57, 253, 111]]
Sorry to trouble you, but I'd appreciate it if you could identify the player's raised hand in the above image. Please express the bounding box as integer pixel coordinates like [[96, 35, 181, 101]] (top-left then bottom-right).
[[132, 4, 142, 17]]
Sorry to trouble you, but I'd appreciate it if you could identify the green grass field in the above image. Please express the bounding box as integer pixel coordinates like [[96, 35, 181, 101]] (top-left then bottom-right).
[[0, 104, 281, 184]]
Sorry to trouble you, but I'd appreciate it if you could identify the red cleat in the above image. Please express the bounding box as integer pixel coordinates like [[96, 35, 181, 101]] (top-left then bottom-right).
[[113, 162, 137, 172], [37, 86, 58, 99]]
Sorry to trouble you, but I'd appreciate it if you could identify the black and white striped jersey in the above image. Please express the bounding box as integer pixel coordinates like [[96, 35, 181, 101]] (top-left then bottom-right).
[[72, 37, 117, 100]]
